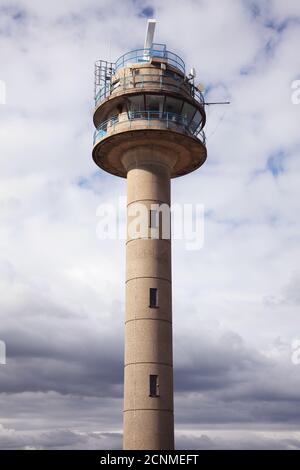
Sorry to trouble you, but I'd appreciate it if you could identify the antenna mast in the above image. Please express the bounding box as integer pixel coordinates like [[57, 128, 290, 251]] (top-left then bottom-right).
[[144, 18, 156, 50]]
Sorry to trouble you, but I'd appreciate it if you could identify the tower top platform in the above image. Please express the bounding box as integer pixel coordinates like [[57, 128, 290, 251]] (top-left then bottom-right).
[[92, 23, 207, 179], [114, 44, 185, 75]]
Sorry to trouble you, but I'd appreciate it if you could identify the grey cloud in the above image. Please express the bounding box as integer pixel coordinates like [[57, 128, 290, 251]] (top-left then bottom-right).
[[0, 297, 124, 397], [176, 432, 300, 450], [174, 331, 268, 393], [0, 424, 122, 450]]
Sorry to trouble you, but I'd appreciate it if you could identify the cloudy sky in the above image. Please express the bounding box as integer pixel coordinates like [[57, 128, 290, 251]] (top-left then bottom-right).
[[0, 0, 300, 450]]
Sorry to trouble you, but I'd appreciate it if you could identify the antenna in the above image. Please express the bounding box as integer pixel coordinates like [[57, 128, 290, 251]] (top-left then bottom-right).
[[144, 19, 156, 50], [196, 82, 205, 92], [204, 101, 231, 106], [190, 68, 196, 78]]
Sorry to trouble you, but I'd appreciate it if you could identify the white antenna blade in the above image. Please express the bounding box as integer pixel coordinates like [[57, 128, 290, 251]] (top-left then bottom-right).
[[144, 19, 156, 50]]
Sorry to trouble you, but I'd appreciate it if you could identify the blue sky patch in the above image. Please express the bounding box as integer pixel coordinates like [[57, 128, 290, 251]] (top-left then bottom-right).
[[266, 151, 285, 177], [139, 6, 154, 18]]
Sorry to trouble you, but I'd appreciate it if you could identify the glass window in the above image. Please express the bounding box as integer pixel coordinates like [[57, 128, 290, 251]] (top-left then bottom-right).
[[146, 95, 164, 119], [149, 209, 159, 228], [164, 69, 181, 83], [149, 288, 158, 308], [127, 95, 145, 113], [181, 102, 197, 125], [149, 375, 159, 397], [146, 95, 165, 114], [165, 96, 183, 115], [190, 110, 203, 133]]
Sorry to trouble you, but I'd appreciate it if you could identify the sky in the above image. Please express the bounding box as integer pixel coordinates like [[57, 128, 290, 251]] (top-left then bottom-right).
[[0, 0, 300, 450]]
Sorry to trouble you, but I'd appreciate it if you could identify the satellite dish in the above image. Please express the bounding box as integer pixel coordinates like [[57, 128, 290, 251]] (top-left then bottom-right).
[[196, 82, 205, 92]]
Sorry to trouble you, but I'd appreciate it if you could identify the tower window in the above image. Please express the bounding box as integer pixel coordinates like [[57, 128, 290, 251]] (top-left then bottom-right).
[[128, 94, 144, 113], [149, 375, 159, 397], [190, 110, 202, 133], [165, 96, 182, 115], [146, 94, 165, 115], [149, 288, 158, 308], [149, 209, 158, 228]]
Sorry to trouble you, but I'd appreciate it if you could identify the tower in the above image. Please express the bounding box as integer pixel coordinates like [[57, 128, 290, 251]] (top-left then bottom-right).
[[92, 20, 206, 450]]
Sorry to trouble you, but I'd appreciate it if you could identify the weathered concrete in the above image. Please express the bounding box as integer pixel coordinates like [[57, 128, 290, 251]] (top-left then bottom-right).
[[123, 146, 174, 450]]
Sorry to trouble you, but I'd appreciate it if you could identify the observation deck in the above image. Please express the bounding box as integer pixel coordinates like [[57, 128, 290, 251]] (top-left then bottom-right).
[[92, 43, 207, 178]]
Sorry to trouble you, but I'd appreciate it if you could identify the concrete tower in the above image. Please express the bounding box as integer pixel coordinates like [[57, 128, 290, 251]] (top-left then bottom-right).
[[92, 20, 207, 450]]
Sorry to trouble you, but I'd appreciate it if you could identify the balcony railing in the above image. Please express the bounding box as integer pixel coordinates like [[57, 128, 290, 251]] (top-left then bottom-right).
[[93, 111, 206, 146], [115, 45, 185, 74], [94, 72, 204, 108]]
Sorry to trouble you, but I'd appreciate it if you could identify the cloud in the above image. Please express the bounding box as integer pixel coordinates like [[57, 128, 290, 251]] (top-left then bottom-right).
[[176, 431, 300, 450], [0, 424, 122, 450]]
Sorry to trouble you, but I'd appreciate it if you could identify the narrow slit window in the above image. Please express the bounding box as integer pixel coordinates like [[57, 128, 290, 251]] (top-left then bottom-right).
[[149, 288, 158, 308], [149, 209, 158, 228], [149, 374, 159, 397]]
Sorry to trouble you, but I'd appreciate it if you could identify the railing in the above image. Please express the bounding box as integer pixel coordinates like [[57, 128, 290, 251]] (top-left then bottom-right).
[[114, 46, 185, 74], [93, 112, 206, 146], [94, 72, 204, 107]]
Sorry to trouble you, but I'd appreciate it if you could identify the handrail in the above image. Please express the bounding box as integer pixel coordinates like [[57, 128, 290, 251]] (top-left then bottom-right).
[[114, 47, 185, 74], [93, 112, 206, 146], [94, 72, 204, 107]]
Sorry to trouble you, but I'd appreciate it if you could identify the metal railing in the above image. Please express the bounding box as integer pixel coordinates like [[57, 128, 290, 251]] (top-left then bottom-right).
[[93, 112, 206, 145], [115, 45, 185, 74], [94, 72, 204, 107]]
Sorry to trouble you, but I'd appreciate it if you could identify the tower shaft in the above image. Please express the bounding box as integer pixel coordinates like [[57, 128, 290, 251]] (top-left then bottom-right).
[[123, 146, 174, 450]]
